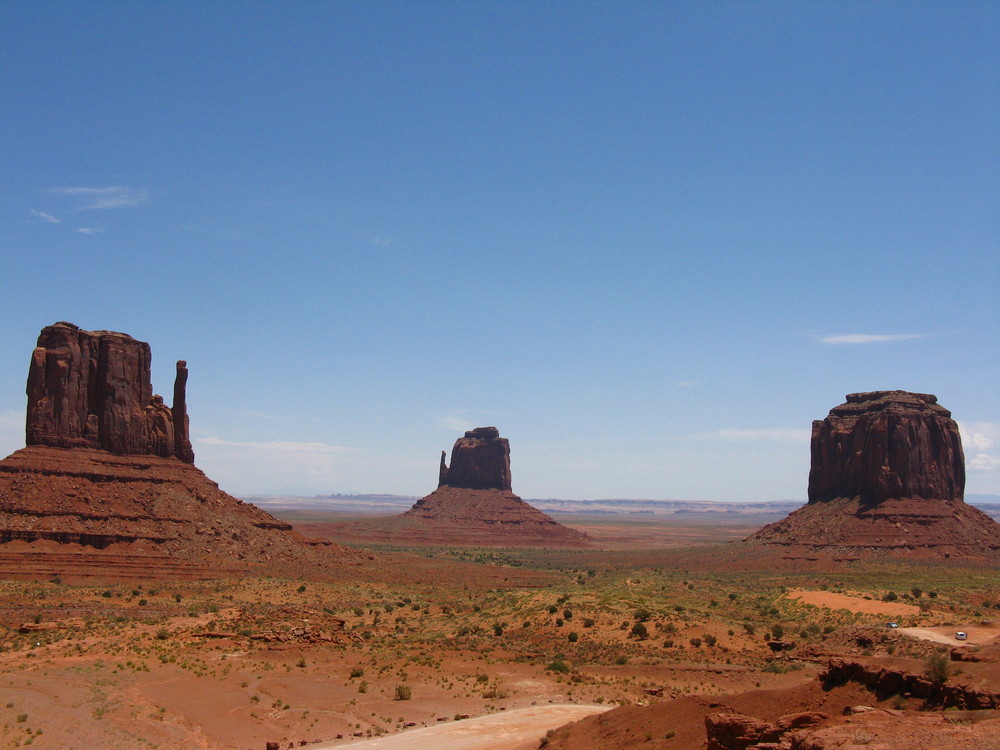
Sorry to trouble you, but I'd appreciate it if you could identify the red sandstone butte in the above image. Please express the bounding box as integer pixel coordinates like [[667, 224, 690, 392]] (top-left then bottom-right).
[[26, 322, 194, 462], [437, 426, 513, 491], [1, 322, 361, 579], [397, 427, 588, 547], [807, 390, 964, 506], [749, 391, 1000, 559]]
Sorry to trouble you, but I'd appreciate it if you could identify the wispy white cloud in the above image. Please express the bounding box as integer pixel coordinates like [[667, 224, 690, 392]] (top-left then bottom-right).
[[197, 437, 349, 454], [969, 454, 1000, 472], [959, 421, 997, 452], [960, 422, 999, 472], [695, 428, 812, 443], [820, 333, 926, 345], [369, 236, 393, 248], [193, 435, 357, 494], [51, 185, 149, 210], [437, 412, 476, 433], [30, 209, 61, 223], [76, 227, 104, 235]]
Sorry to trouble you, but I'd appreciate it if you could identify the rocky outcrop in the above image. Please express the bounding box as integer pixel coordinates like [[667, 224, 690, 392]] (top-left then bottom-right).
[[821, 657, 1000, 710], [807, 391, 964, 506], [438, 426, 512, 491], [748, 391, 1000, 559], [705, 711, 828, 750], [26, 322, 194, 463]]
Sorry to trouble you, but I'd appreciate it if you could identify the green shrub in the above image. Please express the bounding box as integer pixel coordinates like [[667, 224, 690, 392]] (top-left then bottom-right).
[[924, 652, 950, 683], [394, 684, 412, 701]]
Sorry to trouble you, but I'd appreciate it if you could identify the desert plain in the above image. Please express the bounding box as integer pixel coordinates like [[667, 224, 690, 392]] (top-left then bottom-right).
[[0, 508, 998, 750]]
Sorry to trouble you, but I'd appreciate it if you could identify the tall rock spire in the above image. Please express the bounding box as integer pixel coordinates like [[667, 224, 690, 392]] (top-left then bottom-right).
[[172, 360, 195, 464]]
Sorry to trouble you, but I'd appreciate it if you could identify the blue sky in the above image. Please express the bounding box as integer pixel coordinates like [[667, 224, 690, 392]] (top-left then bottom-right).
[[2, 2, 997, 501]]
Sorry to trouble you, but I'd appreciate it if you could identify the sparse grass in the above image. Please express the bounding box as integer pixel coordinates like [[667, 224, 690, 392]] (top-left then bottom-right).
[[0, 549, 995, 748]]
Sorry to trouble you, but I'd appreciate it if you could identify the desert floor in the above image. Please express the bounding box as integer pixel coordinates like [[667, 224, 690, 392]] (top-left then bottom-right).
[[0, 513, 997, 749]]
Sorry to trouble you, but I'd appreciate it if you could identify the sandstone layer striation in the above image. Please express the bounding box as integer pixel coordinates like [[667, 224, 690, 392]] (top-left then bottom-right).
[[749, 391, 1000, 559]]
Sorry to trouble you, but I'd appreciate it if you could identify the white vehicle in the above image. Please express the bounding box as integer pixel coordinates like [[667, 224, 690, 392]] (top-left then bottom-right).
[[955, 631, 968, 640], [886, 622, 899, 628]]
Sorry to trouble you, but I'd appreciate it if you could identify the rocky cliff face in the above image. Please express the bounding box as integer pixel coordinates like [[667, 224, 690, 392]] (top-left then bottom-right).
[[438, 426, 512, 491], [808, 391, 965, 506], [25, 322, 193, 463]]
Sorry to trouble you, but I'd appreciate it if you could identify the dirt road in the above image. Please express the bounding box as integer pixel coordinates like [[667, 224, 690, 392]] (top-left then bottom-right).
[[899, 624, 1000, 646], [313, 704, 612, 750]]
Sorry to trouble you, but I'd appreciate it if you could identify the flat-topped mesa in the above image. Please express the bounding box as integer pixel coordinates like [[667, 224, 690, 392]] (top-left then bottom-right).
[[438, 426, 512, 491], [747, 390, 999, 560], [25, 322, 195, 463], [807, 390, 965, 506]]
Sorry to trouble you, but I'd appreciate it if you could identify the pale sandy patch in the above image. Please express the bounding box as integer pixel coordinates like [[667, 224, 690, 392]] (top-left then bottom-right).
[[314, 704, 611, 750], [788, 589, 921, 616]]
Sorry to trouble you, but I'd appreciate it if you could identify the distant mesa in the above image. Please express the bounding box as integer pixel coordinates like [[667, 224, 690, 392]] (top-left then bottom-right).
[[397, 427, 589, 547], [315, 427, 590, 548], [0, 322, 359, 579], [437, 426, 512, 491], [749, 390, 1000, 559]]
